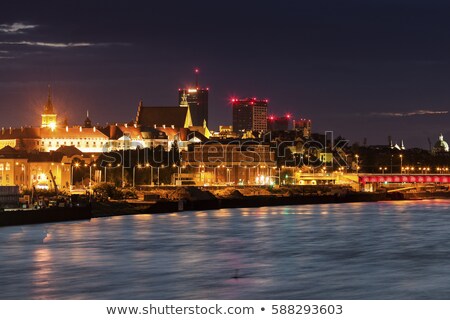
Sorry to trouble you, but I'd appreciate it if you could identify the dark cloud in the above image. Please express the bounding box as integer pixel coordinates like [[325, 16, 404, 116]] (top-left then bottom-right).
[[370, 110, 449, 117], [0, 22, 37, 33]]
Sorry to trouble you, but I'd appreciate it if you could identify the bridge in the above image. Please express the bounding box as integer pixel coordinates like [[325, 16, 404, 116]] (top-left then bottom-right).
[[358, 174, 450, 184]]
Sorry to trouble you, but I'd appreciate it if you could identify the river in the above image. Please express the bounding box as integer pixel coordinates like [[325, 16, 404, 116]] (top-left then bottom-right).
[[1, 200, 450, 299]]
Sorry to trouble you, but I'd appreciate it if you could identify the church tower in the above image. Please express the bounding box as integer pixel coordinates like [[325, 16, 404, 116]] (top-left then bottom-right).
[[84, 110, 92, 128], [41, 85, 57, 129]]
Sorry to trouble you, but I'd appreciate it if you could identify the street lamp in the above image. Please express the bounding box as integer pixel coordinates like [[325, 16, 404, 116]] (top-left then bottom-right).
[[121, 163, 125, 188], [399, 154, 403, 173], [89, 162, 96, 190], [105, 163, 112, 183], [157, 165, 164, 185], [379, 166, 387, 174], [132, 164, 142, 188], [71, 162, 80, 187], [355, 154, 359, 174]]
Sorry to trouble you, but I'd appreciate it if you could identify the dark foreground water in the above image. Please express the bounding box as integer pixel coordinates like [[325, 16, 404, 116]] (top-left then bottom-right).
[[1, 200, 450, 299]]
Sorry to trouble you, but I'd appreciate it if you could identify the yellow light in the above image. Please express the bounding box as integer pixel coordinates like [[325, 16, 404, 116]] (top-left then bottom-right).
[[49, 122, 56, 130]]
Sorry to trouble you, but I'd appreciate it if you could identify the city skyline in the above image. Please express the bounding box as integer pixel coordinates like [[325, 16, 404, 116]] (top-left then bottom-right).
[[1, 1, 450, 148]]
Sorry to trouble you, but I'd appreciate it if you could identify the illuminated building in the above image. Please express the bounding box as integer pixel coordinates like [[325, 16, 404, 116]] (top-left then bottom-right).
[[432, 134, 449, 155], [41, 85, 57, 129], [0, 147, 28, 187], [0, 88, 212, 157], [182, 141, 276, 185], [211, 126, 239, 139], [293, 118, 312, 138], [178, 68, 209, 126], [232, 98, 268, 133], [0, 145, 94, 190], [39, 126, 109, 153]]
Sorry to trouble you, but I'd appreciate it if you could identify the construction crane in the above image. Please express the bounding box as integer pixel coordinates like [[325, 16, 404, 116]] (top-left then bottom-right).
[[49, 170, 58, 195]]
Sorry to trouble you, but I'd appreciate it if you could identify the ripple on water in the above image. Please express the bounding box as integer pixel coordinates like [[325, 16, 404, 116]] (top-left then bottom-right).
[[1, 200, 450, 299]]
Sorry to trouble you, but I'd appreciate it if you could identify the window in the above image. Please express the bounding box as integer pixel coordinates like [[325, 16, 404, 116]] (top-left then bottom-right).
[[5, 163, 10, 171]]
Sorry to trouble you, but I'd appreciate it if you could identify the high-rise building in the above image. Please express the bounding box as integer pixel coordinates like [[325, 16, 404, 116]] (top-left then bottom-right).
[[232, 98, 268, 133], [178, 69, 209, 127], [267, 114, 291, 131]]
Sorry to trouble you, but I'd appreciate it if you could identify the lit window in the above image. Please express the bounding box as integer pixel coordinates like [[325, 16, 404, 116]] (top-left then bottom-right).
[[5, 163, 10, 171]]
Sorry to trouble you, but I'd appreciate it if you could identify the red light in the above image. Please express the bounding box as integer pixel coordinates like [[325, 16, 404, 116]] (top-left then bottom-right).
[[269, 116, 275, 120], [250, 101, 254, 105], [231, 98, 236, 102], [195, 68, 199, 73], [286, 114, 291, 118]]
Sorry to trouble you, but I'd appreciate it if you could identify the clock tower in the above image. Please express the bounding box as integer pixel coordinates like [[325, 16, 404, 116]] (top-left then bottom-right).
[[41, 85, 57, 129]]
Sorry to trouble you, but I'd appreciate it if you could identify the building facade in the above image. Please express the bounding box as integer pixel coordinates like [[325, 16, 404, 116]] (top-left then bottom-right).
[[182, 141, 276, 185], [232, 98, 268, 133]]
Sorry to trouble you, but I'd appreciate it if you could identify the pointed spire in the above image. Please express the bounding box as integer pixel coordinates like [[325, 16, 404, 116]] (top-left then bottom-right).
[[180, 91, 189, 107], [44, 84, 54, 114], [84, 109, 92, 128]]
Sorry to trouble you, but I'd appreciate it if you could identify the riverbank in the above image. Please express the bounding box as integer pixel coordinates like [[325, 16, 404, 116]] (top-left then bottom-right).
[[3, 186, 449, 226], [92, 186, 389, 217], [91, 186, 450, 218]]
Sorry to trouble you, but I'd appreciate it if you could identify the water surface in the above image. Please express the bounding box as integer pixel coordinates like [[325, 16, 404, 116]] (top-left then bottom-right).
[[1, 200, 450, 299]]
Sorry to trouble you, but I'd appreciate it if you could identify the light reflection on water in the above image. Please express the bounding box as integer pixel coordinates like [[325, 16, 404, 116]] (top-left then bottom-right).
[[1, 200, 450, 299]]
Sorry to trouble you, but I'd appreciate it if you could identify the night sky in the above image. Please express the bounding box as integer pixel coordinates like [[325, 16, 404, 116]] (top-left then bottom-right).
[[1, 0, 450, 148]]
